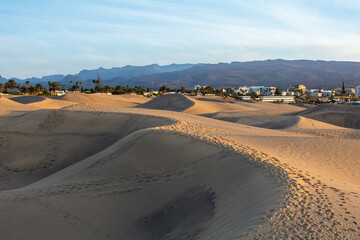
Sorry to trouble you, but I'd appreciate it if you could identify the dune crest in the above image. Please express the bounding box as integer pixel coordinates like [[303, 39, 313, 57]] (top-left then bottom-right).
[[0, 94, 359, 239]]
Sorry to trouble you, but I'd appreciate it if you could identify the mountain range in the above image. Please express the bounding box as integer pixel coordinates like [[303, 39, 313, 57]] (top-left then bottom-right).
[[1, 60, 360, 90]]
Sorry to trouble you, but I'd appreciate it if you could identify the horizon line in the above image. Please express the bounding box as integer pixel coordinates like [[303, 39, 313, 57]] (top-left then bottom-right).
[[2, 58, 360, 80]]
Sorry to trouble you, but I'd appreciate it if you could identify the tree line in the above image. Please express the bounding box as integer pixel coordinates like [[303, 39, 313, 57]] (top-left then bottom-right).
[[0, 78, 228, 97], [0, 79, 154, 96]]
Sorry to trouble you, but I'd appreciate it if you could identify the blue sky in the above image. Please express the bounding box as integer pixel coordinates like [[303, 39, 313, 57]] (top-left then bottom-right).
[[1, 0, 360, 78]]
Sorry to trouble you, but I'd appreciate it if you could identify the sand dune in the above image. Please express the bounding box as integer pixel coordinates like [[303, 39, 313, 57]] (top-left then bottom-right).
[[255, 116, 346, 129], [184, 96, 250, 115], [0, 96, 38, 111], [0, 110, 173, 190], [60, 92, 144, 107], [138, 95, 306, 125], [0, 109, 282, 240], [4, 95, 74, 110], [185, 96, 308, 127], [301, 104, 360, 129], [0, 94, 359, 239], [27, 98, 75, 109], [106, 94, 151, 104], [138, 94, 195, 111], [9, 95, 47, 104]]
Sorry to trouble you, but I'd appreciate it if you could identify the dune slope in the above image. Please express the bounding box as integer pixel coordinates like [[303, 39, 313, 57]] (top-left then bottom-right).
[[60, 92, 143, 107], [0, 112, 282, 240], [254, 116, 346, 129], [301, 104, 360, 129], [0, 96, 38, 111], [138, 94, 195, 112], [9, 95, 47, 104], [0, 94, 359, 239], [0, 109, 173, 190]]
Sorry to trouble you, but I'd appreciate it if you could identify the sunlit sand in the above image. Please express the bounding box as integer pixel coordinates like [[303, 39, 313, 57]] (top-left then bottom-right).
[[0, 93, 359, 239]]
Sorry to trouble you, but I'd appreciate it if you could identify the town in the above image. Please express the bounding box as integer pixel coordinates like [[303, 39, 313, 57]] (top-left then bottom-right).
[[0, 78, 359, 105]]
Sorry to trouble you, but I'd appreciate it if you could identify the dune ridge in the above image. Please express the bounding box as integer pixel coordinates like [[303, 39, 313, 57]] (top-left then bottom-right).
[[60, 92, 147, 108], [0, 96, 39, 111], [0, 94, 359, 239], [301, 104, 360, 129], [254, 115, 346, 129], [137, 94, 195, 111]]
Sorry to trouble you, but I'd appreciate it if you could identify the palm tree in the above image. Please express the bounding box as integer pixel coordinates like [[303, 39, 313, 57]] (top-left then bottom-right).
[[94, 80, 101, 92], [159, 85, 167, 93], [0, 83, 4, 92], [48, 81, 60, 95], [180, 86, 186, 93], [8, 79, 16, 93], [92, 79, 96, 90], [35, 83, 43, 93], [4, 82, 10, 92]]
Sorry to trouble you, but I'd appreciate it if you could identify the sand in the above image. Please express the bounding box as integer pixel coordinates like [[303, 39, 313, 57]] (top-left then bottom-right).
[[301, 104, 360, 129], [0, 93, 359, 239], [60, 92, 149, 108], [0, 96, 39, 111], [138, 94, 195, 111]]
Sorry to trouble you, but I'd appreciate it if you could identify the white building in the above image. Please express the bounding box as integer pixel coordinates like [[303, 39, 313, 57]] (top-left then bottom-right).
[[234, 86, 276, 95], [54, 90, 66, 96], [262, 96, 295, 103], [355, 85, 360, 97], [241, 95, 295, 103], [241, 96, 251, 101]]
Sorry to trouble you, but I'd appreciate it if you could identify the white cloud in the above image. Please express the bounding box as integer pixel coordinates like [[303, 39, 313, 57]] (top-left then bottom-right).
[[83, 53, 113, 61], [1, 0, 360, 78]]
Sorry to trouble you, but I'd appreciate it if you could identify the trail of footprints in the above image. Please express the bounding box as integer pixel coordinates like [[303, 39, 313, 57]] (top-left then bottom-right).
[[156, 121, 360, 239], [38, 136, 61, 170], [25, 169, 187, 199], [0, 135, 10, 150], [11, 193, 89, 230], [0, 130, 119, 174], [2, 118, 358, 238]]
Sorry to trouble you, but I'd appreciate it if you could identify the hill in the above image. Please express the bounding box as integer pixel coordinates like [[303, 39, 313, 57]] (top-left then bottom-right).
[[127, 59, 360, 89], [5, 64, 200, 88], [3, 60, 360, 90]]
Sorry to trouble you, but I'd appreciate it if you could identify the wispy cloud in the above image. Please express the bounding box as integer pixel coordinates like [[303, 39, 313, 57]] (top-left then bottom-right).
[[1, 0, 360, 78]]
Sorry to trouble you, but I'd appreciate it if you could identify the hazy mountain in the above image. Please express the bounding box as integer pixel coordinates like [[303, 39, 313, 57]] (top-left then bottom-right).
[[125, 60, 360, 89], [2, 60, 360, 90], [4, 63, 200, 87], [76, 64, 200, 81], [10, 75, 64, 85]]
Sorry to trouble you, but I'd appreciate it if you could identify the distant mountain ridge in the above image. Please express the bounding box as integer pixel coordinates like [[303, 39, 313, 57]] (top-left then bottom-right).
[[2, 60, 360, 89], [126, 60, 360, 89], [1, 63, 200, 86]]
